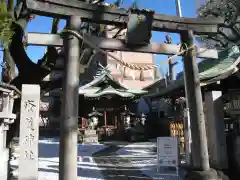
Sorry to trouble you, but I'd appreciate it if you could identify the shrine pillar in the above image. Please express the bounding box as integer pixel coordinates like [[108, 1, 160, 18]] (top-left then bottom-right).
[[204, 91, 228, 170], [59, 16, 80, 180], [180, 30, 218, 179]]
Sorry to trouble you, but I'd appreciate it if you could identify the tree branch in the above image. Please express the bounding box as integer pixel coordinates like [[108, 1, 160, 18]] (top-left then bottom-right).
[[40, 78, 63, 97]]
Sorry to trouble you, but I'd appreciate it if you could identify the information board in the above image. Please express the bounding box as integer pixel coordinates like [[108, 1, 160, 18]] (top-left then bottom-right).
[[157, 136, 179, 167]]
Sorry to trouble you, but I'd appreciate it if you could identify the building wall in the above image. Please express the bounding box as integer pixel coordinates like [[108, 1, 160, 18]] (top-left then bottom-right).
[[105, 26, 157, 89]]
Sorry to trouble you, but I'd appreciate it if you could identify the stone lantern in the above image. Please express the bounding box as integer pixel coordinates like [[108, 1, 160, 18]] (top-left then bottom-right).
[[88, 107, 102, 129], [121, 105, 134, 129]]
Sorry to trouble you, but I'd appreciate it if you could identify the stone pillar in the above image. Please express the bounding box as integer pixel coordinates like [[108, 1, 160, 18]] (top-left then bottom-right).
[[0, 124, 8, 180], [204, 91, 228, 169], [0, 90, 15, 180], [0, 93, 7, 180], [19, 85, 40, 180]]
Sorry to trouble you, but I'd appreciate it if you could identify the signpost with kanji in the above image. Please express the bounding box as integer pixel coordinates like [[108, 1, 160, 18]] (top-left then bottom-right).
[[157, 136, 179, 176], [19, 85, 40, 180]]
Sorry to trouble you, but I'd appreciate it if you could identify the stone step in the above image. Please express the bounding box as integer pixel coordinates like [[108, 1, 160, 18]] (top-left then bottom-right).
[[83, 136, 99, 144]]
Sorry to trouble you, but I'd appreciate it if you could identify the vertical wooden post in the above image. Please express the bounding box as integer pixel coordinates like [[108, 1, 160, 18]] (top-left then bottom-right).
[[180, 30, 210, 171], [59, 16, 80, 180], [165, 35, 175, 82], [19, 85, 40, 180]]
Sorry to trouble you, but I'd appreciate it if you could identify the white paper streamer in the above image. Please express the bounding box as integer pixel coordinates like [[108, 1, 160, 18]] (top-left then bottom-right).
[[130, 69, 135, 80], [148, 69, 155, 80]]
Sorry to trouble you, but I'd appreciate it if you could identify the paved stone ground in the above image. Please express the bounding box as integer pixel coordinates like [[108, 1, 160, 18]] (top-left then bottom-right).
[[92, 144, 152, 180], [91, 141, 186, 180], [9, 138, 185, 180]]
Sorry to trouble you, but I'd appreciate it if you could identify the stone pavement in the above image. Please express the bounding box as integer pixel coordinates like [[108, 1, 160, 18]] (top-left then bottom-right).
[[9, 138, 186, 180], [92, 141, 185, 180], [92, 144, 152, 179]]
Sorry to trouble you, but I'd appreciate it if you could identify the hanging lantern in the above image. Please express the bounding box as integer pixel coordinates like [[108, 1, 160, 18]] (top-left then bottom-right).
[[125, 9, 154, 45]]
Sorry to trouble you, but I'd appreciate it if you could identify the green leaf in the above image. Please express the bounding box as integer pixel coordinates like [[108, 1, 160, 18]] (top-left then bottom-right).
[[0, 1, 14, 49]]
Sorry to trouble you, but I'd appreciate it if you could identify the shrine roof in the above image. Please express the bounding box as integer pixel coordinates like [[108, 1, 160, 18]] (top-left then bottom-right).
[[78, 65, 147, 98], [0, 82, 21, 95], [146, 45, 240, 99]]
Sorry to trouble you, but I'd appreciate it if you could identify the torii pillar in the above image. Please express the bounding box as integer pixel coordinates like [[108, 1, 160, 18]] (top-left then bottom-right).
[[59, 16, 80, 180], [180, 30, 218, 180]]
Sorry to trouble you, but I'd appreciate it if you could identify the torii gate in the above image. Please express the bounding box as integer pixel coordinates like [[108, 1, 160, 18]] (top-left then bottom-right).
[[25, 0, 223, 179]]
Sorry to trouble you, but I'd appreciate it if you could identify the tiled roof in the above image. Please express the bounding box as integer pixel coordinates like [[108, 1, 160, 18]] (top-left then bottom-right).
[[177, 45, 240, 81], [146, 45, 240, 99], [78, 63, 147, 98]]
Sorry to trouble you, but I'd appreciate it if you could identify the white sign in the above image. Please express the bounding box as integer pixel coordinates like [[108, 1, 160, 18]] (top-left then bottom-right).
[[157, 136, 179, 167]]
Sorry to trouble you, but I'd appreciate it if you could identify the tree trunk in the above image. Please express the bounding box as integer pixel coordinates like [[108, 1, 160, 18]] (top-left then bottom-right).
[[2, 0, 15, 83]]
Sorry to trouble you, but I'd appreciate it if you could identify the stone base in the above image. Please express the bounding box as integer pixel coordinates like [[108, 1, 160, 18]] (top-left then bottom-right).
[[216, 170, 230, 180], [0, 148, 9, 180], [83, 130, 98, 144], [185, 169, 219, 180]]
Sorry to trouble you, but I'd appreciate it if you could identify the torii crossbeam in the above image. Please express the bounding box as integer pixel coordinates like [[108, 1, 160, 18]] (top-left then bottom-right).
[[27, 32, 219, 59], [26, 0, 223, 34]]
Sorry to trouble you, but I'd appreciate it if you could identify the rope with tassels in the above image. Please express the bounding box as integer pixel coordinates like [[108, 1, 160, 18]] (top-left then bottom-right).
[[60, 29, 197, 71]]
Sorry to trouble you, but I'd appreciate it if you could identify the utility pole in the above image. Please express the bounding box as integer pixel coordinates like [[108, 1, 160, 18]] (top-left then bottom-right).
[[59, 16, 80, 180], [180, 31, 217, 179], [164, 34, 176, 113], [175, 0, 182, 17], [175, 0, 193, 166]]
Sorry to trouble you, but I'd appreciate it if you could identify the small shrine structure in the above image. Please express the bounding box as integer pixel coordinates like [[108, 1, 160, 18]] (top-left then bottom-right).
[[78, 62, 147, 140]]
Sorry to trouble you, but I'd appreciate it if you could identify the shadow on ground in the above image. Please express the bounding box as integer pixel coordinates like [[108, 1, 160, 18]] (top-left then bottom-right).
[[11, 139, 158, 179]]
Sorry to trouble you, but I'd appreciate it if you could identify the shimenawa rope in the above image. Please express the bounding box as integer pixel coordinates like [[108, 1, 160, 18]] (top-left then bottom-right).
[[60, 29, 196, 71]]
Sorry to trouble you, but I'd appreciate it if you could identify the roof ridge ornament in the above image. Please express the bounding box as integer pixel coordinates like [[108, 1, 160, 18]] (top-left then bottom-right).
[[93, 61, 111, 79]]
